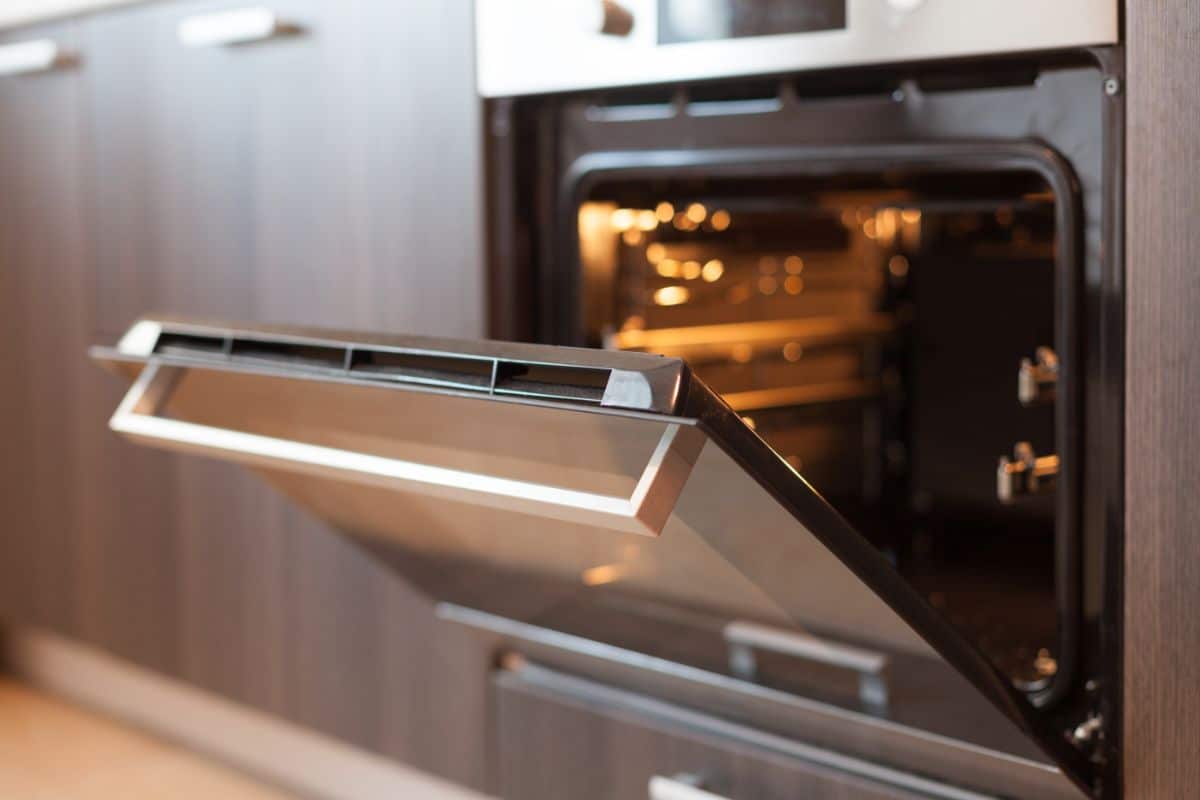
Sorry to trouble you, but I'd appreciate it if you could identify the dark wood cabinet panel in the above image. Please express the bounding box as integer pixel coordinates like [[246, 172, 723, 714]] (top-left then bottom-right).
[[1, 0, 493, 791], [0, 20, 90, 636], [83, 0, 484, 337], [494, 667, 947, 800], [83, 0, 257, 332], [1125, 1, 1200, 797]]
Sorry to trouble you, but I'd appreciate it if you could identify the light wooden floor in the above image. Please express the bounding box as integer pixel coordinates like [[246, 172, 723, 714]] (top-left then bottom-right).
[[0, 677, 295, 799]]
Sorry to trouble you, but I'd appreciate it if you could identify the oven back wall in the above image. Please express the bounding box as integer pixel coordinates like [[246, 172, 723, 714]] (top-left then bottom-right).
[[0, 0, 492, 790]]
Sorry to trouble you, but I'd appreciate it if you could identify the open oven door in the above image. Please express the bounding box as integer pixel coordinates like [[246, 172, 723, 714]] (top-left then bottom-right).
[[92, 316, 1096, 796]]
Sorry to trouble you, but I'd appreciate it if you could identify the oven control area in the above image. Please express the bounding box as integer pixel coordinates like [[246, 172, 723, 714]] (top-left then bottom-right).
[[475, 0, 1117, 96]]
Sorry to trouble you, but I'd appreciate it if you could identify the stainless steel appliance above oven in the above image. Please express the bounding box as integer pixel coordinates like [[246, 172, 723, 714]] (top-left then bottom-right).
[[474, 0, 1119, 96]]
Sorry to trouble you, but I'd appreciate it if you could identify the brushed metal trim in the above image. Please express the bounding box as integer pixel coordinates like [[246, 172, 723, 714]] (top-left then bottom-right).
[[108, 361, 705, 537], [475, 0, 1119, 97]]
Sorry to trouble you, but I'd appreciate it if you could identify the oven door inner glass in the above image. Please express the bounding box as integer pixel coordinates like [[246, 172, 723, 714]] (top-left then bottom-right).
[[575, 167, 1066, 695]]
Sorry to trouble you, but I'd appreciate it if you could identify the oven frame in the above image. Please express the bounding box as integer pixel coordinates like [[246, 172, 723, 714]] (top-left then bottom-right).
[[557, 141, 1085, 714], [483, 46, 1126, 792]]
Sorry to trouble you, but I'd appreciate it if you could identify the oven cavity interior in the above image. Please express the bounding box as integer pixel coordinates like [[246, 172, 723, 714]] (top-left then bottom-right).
[[579, 164, 1068, 693]]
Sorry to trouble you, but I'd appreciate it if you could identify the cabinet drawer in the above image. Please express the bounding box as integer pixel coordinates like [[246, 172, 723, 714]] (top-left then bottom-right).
[[493, 661, 988, 800]]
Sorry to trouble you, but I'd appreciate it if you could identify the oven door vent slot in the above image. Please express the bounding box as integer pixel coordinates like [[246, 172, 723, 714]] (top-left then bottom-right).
[[146, 330, 617, 407], [348, 349, 494, 391], [584, 87, 681, 122], [152, 332, 229, 358], [229, 338, 347, 371], [493, 361, 610, 405], [791, 75, 901, 103], [686, 80, 784, 117]]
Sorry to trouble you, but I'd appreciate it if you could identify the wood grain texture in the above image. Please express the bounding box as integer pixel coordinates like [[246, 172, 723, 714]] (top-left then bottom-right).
[[1125, 2, 1200, 797], [1, 0, 494, 792], [0, 19, 90, 637]]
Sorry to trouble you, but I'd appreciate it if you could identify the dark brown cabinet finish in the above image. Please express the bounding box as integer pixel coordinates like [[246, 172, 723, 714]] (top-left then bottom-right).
[[493, 666, 955, 800], [83, 0, 484, 335], [1125, 1, 1200, 797], [0, 20, 90, 635], [0, 0, 492, 791]]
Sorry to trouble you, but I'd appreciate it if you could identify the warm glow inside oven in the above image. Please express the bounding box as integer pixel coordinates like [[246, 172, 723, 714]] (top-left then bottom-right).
[[577, 169, 1064, 690]]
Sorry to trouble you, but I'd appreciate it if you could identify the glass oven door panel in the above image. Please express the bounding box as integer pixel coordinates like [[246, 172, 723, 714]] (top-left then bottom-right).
[[91, 316, 1093, 794]]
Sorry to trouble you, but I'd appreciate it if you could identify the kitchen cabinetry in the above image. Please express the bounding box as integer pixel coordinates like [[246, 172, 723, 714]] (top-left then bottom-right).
[[1125, 1, 1200, 797], [0, 0, 492, 790], [84, 0, 483, 335], [0, 19, 89, 634]]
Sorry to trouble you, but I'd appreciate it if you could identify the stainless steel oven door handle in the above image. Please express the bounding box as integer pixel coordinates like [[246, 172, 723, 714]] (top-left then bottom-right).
[[109, 362, 705, 536], [648, 774, 731, 800], [724, 620, 890, 713]]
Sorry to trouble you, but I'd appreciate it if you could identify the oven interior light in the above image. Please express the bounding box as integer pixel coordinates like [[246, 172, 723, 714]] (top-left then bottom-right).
[[611, 207, 636, 230], [701, 259, 724, 282], [673, 211, 697, 231], [653, 285, 690, 306], [656, 258, 681, 278]]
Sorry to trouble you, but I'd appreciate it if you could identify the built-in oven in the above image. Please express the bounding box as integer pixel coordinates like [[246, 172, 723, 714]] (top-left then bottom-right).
[[91, 2, 1123, 798]]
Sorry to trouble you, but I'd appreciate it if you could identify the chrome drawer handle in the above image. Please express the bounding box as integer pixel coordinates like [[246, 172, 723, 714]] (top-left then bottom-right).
[[649, 774, 730, 800], [724, 620, 890, 712], [108, 361, 704, 537], [177, 7, 290, 47], [0, 39, 67, 76]]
